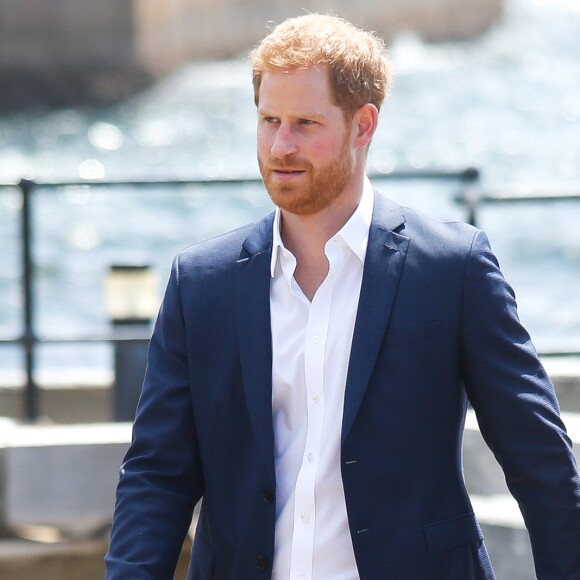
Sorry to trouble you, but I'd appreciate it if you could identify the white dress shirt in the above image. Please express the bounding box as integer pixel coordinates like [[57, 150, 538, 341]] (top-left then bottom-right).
[[270, 178, 374, 580]]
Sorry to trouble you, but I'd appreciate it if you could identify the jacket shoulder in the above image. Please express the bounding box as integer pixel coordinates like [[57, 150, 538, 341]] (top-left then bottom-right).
[[374, 191, 482, 257], [176, 212, 274, 269]]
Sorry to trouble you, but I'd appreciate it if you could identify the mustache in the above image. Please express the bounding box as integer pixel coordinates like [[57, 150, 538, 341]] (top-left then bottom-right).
[[258, 157, 312, 171]]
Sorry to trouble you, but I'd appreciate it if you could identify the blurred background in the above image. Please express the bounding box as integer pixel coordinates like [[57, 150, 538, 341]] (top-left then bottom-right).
[[0, 0, 579, 577], [1, 0, 579, 390]]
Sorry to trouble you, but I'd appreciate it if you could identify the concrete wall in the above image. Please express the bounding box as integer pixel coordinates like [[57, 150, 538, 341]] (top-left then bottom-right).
[[0, 0, 135, 68], [135, 0, 503, 71], [0, 0, 502, 73]]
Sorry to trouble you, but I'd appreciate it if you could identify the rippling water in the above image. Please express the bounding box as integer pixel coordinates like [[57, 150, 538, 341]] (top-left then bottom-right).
[[0, 0, 579, 375]]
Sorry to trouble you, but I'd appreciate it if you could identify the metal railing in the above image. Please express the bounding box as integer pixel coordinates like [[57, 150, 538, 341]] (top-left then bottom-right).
[[1, 168, 580, 421]]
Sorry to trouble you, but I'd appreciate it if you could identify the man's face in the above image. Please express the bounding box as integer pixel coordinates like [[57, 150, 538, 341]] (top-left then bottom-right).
[[257, 67, 356, 216]]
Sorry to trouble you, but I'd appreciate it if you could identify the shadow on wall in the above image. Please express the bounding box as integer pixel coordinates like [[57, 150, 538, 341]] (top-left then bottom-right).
[[0, 66, 154, 111]]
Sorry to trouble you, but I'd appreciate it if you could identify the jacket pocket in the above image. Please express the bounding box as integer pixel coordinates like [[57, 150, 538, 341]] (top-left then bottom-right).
[[423, 512, 483, 553]]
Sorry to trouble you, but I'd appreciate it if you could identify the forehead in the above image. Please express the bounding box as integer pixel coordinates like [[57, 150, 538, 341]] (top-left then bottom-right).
[[258, 67, 339, 113]]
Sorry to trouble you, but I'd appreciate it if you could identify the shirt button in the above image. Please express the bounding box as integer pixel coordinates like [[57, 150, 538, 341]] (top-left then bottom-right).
[[262, 489, 274, 503], [312, 393, 320, 402], [301, 513, 310, 523], [312, 335, 321, 344], [297, 575, 305, 580], [308, 452, 314, 463]]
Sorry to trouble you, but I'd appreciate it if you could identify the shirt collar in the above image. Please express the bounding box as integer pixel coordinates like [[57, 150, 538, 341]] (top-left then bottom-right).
[[270, 176, 374, 277]]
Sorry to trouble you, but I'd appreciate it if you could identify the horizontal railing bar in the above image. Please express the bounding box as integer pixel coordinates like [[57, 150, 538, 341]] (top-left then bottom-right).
[[0, 168, 479, 191], [451, 194, 580, 205], [1, 337, 579, 359], [3, 173, 578, 203], [538, 351, 580, 358], [0, 334, 152, 345], [478, 192, 580, 203]]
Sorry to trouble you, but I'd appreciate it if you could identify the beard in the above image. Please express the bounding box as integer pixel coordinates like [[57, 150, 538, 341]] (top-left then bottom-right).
[[258, 137, 354, 216]]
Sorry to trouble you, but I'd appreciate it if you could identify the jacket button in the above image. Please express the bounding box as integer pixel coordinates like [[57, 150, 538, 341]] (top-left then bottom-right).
[[262, 489, 275, 503], [256, 554, 270, 570]]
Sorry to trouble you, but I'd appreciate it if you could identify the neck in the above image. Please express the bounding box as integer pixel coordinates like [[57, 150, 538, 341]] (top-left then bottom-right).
[[281, 172, 365, 253], [278, 172, 365, 301]]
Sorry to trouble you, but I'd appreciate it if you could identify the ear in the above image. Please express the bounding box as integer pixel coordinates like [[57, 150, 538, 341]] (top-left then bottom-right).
[[353, 103, 379, 149]]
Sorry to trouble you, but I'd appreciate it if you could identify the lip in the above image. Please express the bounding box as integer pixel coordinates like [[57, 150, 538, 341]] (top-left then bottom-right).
[[271, 169, 306, 179]]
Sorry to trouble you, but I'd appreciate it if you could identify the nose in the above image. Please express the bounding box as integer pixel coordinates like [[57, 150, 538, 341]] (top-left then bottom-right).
[[270, 124, 298, 159]]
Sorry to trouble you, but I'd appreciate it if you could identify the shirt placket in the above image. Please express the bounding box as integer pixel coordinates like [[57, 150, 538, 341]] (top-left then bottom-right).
[[289, 246, 343, 580]]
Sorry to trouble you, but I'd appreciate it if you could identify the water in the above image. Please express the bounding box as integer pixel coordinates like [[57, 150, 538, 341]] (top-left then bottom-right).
[[0, 0, 579, 377]]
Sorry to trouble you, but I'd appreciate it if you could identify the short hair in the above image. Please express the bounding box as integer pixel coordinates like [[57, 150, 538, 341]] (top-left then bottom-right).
[[249, 14, 391, 118]]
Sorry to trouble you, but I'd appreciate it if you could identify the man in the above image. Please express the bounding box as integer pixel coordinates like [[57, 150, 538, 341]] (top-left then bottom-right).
[[106, 14, 580, 579]]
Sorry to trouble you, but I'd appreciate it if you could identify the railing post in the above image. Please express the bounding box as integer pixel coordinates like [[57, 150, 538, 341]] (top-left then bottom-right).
[[19, 178, 39, 421], [461, 167, 481, 227], [0, 439, 7, 536]]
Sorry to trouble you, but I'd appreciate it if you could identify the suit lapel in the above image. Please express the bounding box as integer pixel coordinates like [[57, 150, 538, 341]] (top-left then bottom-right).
[[235, 214, 276, 481], [235, 194, 409, 462], [341, 193, 410, 445]]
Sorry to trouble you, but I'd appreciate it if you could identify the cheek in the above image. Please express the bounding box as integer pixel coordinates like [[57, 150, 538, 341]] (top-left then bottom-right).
[[307, 138, 343, 163], [256, 137, 269, 159], [257, 128, 274, 156]]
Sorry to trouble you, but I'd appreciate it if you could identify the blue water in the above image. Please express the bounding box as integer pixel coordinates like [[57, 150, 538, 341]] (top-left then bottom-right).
[[0, 0, 579, 376]]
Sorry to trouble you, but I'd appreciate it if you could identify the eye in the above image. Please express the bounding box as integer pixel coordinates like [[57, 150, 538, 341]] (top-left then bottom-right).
[[262, 116, 279, 124], [299, 119, 317, 126]]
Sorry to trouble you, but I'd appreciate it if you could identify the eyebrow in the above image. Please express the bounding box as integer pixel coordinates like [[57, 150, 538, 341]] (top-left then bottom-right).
[[258, 108, 329, 121]]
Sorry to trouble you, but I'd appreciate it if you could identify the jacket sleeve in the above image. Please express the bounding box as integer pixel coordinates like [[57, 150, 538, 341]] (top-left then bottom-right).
[[105, 253, 203, 579], [461, 230, 580, 578]]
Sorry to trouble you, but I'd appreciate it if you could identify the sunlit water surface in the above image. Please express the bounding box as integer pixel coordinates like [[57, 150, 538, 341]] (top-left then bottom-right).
[[0, 0, 579, 376]]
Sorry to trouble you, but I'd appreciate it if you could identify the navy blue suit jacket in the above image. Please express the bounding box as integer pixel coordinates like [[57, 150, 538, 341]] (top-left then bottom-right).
[[106, 192, 580, 579]]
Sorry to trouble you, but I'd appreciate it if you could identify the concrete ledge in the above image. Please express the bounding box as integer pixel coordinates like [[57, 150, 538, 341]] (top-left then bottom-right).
[[1, 422, 131, 534], [543, 357, 580, 413], [480, 522, 535, 579], [471, 494, 536, 579], [0, 539, 108, 580], [464, 410, 580, 577], [0, 536, 192, 580], [0, 368, 113, 423], [463, 409, 580, 496]]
